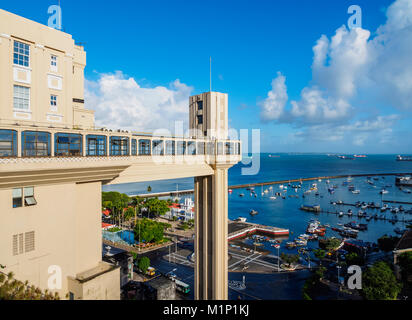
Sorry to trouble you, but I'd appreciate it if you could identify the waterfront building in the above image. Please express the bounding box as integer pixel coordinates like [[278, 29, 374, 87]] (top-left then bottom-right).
[[166, 198, 195, 221], [0, 9, 241, 300], [393, 229, 412, 281]]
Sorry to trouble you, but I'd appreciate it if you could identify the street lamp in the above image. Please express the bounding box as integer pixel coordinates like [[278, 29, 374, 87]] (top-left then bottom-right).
[[274, 244, 280, 272]]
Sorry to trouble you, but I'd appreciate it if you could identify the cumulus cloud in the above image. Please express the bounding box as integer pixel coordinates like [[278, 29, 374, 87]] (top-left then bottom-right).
[[259, 72, 288, 122], [85, 71, 193, 133], [260, 0, 412, 146], [291, 115, 399, 146]]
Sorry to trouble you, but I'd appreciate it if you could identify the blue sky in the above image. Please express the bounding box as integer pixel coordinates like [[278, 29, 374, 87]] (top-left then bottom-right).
[[2, 0, 412, 153]]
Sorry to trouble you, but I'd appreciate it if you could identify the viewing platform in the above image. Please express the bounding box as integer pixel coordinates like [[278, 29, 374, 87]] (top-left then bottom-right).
[[0, 124, 241, 189]]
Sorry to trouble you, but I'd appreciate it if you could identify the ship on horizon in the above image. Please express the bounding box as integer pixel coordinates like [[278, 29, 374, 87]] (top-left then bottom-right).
[[396, 155, 412, 161]]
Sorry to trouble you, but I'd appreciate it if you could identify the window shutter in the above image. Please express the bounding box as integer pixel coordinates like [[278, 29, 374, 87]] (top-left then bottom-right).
[[25, 231, 35, 253]]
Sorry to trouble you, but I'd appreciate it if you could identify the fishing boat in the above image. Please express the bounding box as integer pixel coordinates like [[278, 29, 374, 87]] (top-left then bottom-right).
[[239, 193, 245, 197], [352, 190, 360, 194], [347, 209, 353, 216], [269, 188, 276, 200], [294, 239, 307, 246], [380, 189, 389, 194], [339, 212, 344, 217], [249, 210, 258, 216], [286, 242, 297, 249]]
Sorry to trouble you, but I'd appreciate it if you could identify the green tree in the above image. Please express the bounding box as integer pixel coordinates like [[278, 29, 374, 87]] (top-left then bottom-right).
[[144, 198, 169, 218], [362, 261, 402, 300], [313, 249, 326, 266], [134, 218, 165, 243], [124, 207, 135, 222], [0, 272, 60, 300], [280, 253, 300, 267], [346, 252, 364, 266], [138, 257, 150, 274]]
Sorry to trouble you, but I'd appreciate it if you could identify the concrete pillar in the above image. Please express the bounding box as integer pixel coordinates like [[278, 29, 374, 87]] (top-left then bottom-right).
[[194, 164, 229, 300]]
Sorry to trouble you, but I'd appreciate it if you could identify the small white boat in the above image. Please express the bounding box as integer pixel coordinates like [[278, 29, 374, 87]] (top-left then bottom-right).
[[352, 190, 360, 194], [270, 196, 276, 200]]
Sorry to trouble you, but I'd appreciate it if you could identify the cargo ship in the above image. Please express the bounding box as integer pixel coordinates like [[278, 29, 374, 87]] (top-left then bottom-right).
[[396, 155, 412, 161]]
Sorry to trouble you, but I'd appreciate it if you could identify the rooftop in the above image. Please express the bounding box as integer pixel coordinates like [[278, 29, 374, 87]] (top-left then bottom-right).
[[395, 229, 412, 251]]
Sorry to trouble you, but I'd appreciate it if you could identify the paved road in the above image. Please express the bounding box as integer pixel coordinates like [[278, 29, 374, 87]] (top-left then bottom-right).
[[149, 242, 310, 300]]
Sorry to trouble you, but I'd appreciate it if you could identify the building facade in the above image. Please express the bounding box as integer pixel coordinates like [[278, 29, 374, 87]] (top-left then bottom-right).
[[0, 9, 241, 300]]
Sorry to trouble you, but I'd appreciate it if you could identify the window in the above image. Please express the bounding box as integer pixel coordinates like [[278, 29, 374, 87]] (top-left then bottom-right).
[[87, 135, 106, 156], [176, 141, 186, 155], [13, 187, 36, 208], [25, 231, 35, 253], [217, 142, 223, 155], [55, 133, 82, 156], [131, 139, 137, 156], [24, 187, 37, 206], [187, 142, 196, 155], [12, 188, 23, 208], [206, 142, 215, 155], [197, 115, 203, 125], [50, 95, 57, 112], [50, 55, 58, 72], [236, 142, 241, 155], [0, 130, 17, 157], [13, 234, 24, 256], [197, 142, 205, 155], [165, 141, 175, 155], [225, 142, 233, 155], [13, 40, 30, 67], [13, 85, 30, 111], [138, 139, 151, 155], [197, 101, 203, 110], [12, 231, 35, 256], [110, 137, 129, 156], [152, 140, 164, 156], [22, 131, 51, 157]]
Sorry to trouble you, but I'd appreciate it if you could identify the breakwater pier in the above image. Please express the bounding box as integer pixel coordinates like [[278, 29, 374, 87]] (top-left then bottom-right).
[[133, 172, 412, 198]]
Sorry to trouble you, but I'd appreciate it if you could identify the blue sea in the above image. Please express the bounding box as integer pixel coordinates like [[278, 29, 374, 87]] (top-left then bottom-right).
[[104, 154, 412, 253]]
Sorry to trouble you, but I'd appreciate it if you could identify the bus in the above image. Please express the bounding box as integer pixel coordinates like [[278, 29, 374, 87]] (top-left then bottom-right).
[[175, 279, 190, 294]]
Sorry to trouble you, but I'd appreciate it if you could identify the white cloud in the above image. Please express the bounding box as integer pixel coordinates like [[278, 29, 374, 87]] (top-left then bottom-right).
[[291, 115, 399, 146], [259, 72, 288, 122], [260, 0, 412, 147], [85, 71, 193, 133]]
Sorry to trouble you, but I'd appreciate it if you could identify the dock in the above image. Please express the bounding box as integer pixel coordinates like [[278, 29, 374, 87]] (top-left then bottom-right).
[[228, 220, 289, 241]]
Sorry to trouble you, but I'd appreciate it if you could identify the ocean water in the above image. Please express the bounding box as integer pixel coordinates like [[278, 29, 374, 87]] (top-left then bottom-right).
[[103, 154, 412, 255], [103, 153, 412, 194]]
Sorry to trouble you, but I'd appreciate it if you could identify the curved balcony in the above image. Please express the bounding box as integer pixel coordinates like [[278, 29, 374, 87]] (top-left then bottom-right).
[[0, 125, 242, 188]]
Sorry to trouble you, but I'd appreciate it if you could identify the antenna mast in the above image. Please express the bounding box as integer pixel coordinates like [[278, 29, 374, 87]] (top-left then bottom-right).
[[209, 56, 212, 92]]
